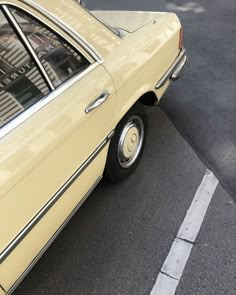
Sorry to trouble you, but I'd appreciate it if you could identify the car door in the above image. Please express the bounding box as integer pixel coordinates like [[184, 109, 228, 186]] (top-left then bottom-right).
[[0, 5, 116, 292]]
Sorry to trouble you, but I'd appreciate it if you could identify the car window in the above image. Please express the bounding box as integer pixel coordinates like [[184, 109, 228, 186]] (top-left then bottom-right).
[[10, 7, 90, 88], [0, 9, 50, 128]]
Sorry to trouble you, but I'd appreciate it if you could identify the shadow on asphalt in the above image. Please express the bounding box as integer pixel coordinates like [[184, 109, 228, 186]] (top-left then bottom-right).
[[15, 108, 206, 295]]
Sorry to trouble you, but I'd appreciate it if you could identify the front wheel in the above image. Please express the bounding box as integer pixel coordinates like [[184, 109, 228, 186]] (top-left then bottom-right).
[[104, 103, 148, 182]]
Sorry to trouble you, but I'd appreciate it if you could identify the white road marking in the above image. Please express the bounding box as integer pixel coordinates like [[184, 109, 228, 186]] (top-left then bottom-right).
[[161, 238, 193, 280], [177, 171, 219, 242], [150, 171, 219, 295], [151, 273, 179, 295]]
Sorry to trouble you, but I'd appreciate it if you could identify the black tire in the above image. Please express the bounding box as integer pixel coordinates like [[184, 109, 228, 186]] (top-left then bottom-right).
[[104, 102, 148, 182]]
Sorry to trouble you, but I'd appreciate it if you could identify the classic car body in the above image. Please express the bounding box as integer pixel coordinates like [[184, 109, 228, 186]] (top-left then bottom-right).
[[0, 0, 187, 293]]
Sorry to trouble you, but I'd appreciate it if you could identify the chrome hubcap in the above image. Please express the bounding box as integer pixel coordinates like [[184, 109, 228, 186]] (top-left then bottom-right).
[[117, 115, 144, 168]]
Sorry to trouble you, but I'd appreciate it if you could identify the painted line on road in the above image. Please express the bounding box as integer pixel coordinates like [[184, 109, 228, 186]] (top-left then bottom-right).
[[150, 170, 219, 295]]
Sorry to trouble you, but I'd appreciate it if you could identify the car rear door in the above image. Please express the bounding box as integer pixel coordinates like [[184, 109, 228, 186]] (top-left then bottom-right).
[[0, 4, 116, 292]]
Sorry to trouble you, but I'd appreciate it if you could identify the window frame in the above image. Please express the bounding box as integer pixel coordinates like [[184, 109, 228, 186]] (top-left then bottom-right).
[[0, 2, 99, 140]]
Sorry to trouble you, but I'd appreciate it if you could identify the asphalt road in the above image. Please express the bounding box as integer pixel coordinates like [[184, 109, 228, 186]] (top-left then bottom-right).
[[15, 109, 236, 295], [14, 0, 236, 294], [177, 185, 236, 295], [161, 0, 236, 199]]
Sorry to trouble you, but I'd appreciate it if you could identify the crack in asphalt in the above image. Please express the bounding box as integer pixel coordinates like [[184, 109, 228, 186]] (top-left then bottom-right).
[[160, 270, 179, 281], [177, 237, 196, 245]]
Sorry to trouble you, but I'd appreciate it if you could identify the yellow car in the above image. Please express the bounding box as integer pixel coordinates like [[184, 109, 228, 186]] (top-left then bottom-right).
[[0, 0, 187, 293]]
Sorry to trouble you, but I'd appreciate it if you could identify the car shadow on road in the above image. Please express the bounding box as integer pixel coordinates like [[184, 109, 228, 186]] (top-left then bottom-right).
[[15, 108, 207, 295]]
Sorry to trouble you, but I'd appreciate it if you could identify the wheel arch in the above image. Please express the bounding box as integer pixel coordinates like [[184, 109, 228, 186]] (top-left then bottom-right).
[[138, 91, 158, 106], [112, 89, 159, 132]]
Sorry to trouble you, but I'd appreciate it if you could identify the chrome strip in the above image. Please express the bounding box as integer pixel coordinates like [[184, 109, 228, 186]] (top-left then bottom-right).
[[1, 2, 94, 64], [21, 0, 103, 63], [0, 129, 114, 265], [6, 176, 102, 295], [84, 8, 124, 39], [171, 55, 188, 81], [2, 5, 55, 91], [0, 285, 6, 293], [75, 0, 124, 38], [0, 2, 102, 139], [155, 47, 187, 89], [0, 62, 99, 140]]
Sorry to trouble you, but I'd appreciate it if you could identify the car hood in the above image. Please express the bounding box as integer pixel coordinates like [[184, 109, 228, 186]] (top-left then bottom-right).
[[91, 10, 166, 33]]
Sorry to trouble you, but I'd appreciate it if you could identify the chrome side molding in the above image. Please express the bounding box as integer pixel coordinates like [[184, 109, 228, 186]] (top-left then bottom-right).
[[6, 176, 102, 295], [0, 129, 114, 265], [0, 284, 5, 293], [155, 48, 187, 89]]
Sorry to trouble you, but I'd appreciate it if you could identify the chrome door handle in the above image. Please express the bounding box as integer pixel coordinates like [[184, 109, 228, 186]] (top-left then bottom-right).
[[85, 91, 110, 114]]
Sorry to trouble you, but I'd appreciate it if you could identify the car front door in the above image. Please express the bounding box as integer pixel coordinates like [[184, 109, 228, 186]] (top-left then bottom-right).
[[0, 5, 116, 292]]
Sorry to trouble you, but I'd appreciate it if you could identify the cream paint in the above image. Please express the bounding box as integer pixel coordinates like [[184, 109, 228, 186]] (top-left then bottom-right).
[[0, 286, 5, 295], [0, 0, 184, 292]]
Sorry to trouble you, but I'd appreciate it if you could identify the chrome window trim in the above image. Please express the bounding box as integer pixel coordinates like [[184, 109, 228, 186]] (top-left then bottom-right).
[[2, 5, 55, 91], [0, 129, 115, 265], [90, 12, 125, 39], [79, 4, 125, 39], [6, 176, 102, 295], [0, 62, 99, 140], [21, 0, 104, 64], [0, 2, 100, 140], [1, 2, 94, 64]]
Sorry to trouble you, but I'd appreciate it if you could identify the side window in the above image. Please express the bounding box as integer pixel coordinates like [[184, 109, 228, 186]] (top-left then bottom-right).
[[10, 7, 90, 88], [0, 9, 50, 127]]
